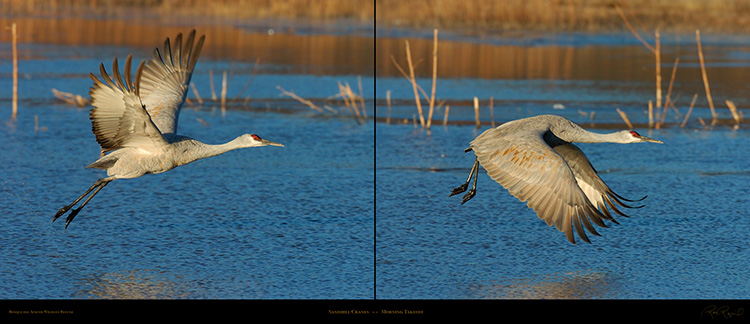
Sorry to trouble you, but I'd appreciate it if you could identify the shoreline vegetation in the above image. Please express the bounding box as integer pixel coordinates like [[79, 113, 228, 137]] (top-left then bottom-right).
[[3, 0, 747, 130], [2, 1, 373, 125], [376, 0, 750, 34], [382, 2, 746, 131], [1, 0, 374, 21]]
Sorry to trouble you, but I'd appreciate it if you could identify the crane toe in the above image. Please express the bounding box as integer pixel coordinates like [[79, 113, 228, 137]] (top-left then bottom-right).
[[64, 208, 82, 229], [461, 189, 476, 204], [449, 183, 468, 196], [52, 206, 70, 223]]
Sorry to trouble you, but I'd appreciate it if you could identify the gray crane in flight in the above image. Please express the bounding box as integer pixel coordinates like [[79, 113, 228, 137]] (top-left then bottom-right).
[[53, 30, 284, 228], [450, 114, 662, 244]]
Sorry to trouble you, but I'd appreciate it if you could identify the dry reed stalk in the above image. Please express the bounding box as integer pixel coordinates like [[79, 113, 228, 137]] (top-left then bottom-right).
[[386, 90, 391, 124], [648, 100, 653, 128], [357, 76, 366, 118], [196, 118, 210, 126], [51, 88, 88, 107], [190, 82, 203, 104], [276, 85, 323, 112], [473, 97, 480, 129], [209, 70, 217, 100], [338, 82, 355, 117], [404, 40, 425, 128], [426, 29, 438, 130], [616, 6, 664, 112], [696, 30, 717, 124], [698, 117, 707, 129], [389, 55, 432, 106], [235, 58, 260, 100], [725, 100, 741, 127], [221, 71, 228, 113], [338, 81, 365, 124], [654, 30, 662, 109], [443, 105, 450, 127], [34, 115, 38, 133], [662, 57, 679, 123], [489, 96, 495, 127], [614, 5, 656, 52], [12, 22, 18, 120], [616, 108, 633, 129], [681, 93, 698, 128], [589, 111, 596, 126]]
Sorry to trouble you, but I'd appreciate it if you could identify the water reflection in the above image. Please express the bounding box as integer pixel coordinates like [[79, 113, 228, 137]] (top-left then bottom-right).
[[468, 271, 616, 299], [74, 269, 189, 299], [0, 17, 374, 76]]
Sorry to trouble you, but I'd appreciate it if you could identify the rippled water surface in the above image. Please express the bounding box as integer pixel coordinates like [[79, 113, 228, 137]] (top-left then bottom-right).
[[2, 21, 749, 303], [0, 28, 374, 299], [375, 31, 750, 299]]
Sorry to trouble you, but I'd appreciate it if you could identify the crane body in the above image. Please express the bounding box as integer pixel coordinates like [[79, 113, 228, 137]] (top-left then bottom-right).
[[53, 30, 283, 228], [450, 114, 662, 244]]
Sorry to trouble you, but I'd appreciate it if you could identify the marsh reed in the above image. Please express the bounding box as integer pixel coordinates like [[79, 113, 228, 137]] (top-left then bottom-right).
[[51, 88, 88, 107], [276, 86, 323, 112], [616, 5, 663, 113], [404, 40, 425, 129], [11, 22, 17, 120], [473, 97, 480, 129], [681, 94, 698, 128], [616, 108, 633, 129], [389, 29, 441, 132], [696, 30, 718, 124], [725, 100, 742, 129]]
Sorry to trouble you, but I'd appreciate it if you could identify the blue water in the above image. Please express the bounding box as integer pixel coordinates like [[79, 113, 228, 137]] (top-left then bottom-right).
[[375, 122, 749, 299], [0, 42, 374, 299], [374, 31, 750, 300], [2, 25, 749, 305]]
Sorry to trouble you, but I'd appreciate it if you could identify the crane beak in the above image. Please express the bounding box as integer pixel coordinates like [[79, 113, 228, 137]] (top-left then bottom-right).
[[262, 139, 284, 147], [641, 135, 663, 144]]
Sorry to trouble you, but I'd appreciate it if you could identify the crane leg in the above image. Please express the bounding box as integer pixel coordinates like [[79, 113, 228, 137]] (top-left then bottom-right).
[[53, 177, 114, 228], [450, 158, 479, 201], [461, 160, 479, 204]]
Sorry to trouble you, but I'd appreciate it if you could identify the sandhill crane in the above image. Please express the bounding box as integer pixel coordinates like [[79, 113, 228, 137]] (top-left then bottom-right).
[[450, 114, 662, 244], [53, 30, 284, 228]]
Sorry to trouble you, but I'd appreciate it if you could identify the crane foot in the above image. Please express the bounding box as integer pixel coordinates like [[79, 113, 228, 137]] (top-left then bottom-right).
[[461, 189, 476, 204], [64, 208, 83, 229], [449, 183, 468, 196], [52, 206, 71, 223]]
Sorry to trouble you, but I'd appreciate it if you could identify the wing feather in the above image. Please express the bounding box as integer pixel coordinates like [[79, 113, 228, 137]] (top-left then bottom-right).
[[139, 30, 205, 134], [89, 55, 168, 155], [470, 127, 612, 244]]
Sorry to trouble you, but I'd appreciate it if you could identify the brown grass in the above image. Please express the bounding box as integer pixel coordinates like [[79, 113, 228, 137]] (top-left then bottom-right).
[[1, 0, 374, 21], [376, 0, 750, 34]]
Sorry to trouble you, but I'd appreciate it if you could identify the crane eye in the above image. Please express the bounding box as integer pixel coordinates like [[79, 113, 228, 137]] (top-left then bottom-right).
[[250, 134, 262, 141]]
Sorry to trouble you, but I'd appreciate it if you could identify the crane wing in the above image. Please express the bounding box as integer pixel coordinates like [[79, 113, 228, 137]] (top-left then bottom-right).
[[138, 30, 205, 135], [89, 55, 168, 155], [553, 143, 646, 222], [470, 128, 616, 244]]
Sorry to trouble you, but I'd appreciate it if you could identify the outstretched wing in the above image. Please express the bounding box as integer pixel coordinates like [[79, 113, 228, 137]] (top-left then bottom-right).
[[89, 55, 168, 155], [138, 30, 205, 135], [470, 127, 619, 244]]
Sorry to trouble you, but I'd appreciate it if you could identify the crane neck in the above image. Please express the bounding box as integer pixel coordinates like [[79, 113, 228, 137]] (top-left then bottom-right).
[[170, 136, 251, 166], [550, 122, 630, 144]]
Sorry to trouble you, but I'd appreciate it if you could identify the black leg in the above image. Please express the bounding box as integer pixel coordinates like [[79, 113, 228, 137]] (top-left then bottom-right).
[[53, 182, 100, 223], [450, 158, 479, 198], [53, 177, 114, 228], [461, 162, 479, 204]]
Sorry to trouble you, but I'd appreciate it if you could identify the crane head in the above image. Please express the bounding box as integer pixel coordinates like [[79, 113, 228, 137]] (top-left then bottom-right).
[[628, 131, 663, 144], [245, 133, 284, 147]]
